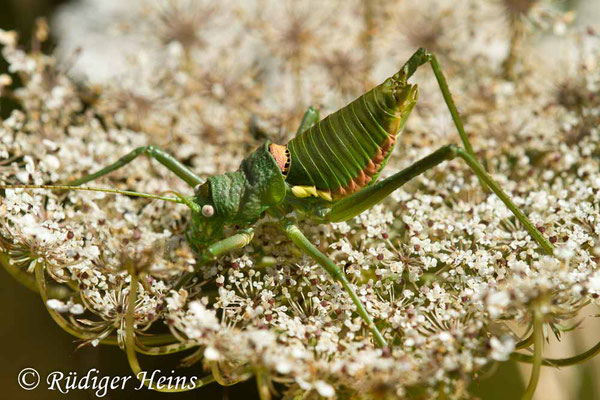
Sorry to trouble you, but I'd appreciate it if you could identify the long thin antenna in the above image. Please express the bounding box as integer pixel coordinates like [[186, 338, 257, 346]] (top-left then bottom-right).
[[0, 184, 186, 204]]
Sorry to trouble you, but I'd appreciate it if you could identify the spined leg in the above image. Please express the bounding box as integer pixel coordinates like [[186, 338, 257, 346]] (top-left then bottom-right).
[[399, 48, 476, 159], [417, 48, 553, 253], [327, 145, 554, 255], [282, 220, 388, 348], [327, 49, 554, 254]]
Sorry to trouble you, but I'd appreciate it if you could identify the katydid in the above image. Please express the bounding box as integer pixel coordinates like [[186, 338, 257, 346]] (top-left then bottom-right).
[[1, 48, 555, 350]]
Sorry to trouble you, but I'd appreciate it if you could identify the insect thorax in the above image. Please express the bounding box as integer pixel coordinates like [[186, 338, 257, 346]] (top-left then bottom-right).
[[185, 142, 287, 249]]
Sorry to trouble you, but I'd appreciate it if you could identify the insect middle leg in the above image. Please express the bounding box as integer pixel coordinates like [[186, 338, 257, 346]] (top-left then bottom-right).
[[327, 145, 555, 255], [68, 145, 204, 187], [281, 220, 388, 348]]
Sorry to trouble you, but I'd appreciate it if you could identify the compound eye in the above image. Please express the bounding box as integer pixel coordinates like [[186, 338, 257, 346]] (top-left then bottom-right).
[[201, 205, 215, 217]]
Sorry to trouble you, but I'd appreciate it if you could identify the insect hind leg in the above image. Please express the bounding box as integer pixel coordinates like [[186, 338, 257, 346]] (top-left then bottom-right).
[[401, 48, 477, 161], [326, 144, 555, 255], [411, 49, 555, 254]]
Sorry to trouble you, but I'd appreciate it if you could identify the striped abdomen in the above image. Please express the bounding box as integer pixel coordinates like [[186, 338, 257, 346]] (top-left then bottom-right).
[[284, 73, 419, 200]]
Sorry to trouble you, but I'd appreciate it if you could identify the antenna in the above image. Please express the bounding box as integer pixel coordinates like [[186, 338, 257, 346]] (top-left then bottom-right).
[[0, 184, 186, 204]]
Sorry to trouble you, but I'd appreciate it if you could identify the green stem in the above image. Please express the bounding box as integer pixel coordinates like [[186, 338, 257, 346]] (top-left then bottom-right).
[[135, 338, 198, 356], [210, 360, 252, 386], [516, 333, 534, 350], [522, 311, 543, 400], [31, 258, 178, 347], [1, 252, 71, 298], [35, 260, 116, 343], [180, 347, 205, 367], [511, 337, 600, 367], [256, 368, 272, 400], [136, 334, 181, 346], [502, 17, 525, 80], [125, 272, 143, 371], [124, 272, 215, 392]]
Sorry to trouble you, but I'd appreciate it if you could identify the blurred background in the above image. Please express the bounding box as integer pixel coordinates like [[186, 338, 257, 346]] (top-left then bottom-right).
[[0, 0, 599, 399]]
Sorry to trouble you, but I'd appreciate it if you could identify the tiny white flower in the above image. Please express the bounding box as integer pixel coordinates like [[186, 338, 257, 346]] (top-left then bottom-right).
[[314, 380, 335, 397], [204, 346, 220, 361], [46, 299, 69, 313], [489, 337, 515, 361], [69, 304, 85, 315]]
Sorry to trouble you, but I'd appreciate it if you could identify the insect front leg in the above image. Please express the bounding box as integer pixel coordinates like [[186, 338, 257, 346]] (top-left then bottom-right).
[[68, 145, 204, 187], [176, 229, 255, 289], [326, 145, 555, 255], [281, 220, 388, 348], [295, 106, 320, 136]]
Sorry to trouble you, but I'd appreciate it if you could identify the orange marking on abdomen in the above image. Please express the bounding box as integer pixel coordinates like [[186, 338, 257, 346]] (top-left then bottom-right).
[[332, 135, 396, 200]]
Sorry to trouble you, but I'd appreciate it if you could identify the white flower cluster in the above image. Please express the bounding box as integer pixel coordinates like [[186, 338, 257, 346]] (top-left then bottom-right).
[[1, 0, 598, 398]]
